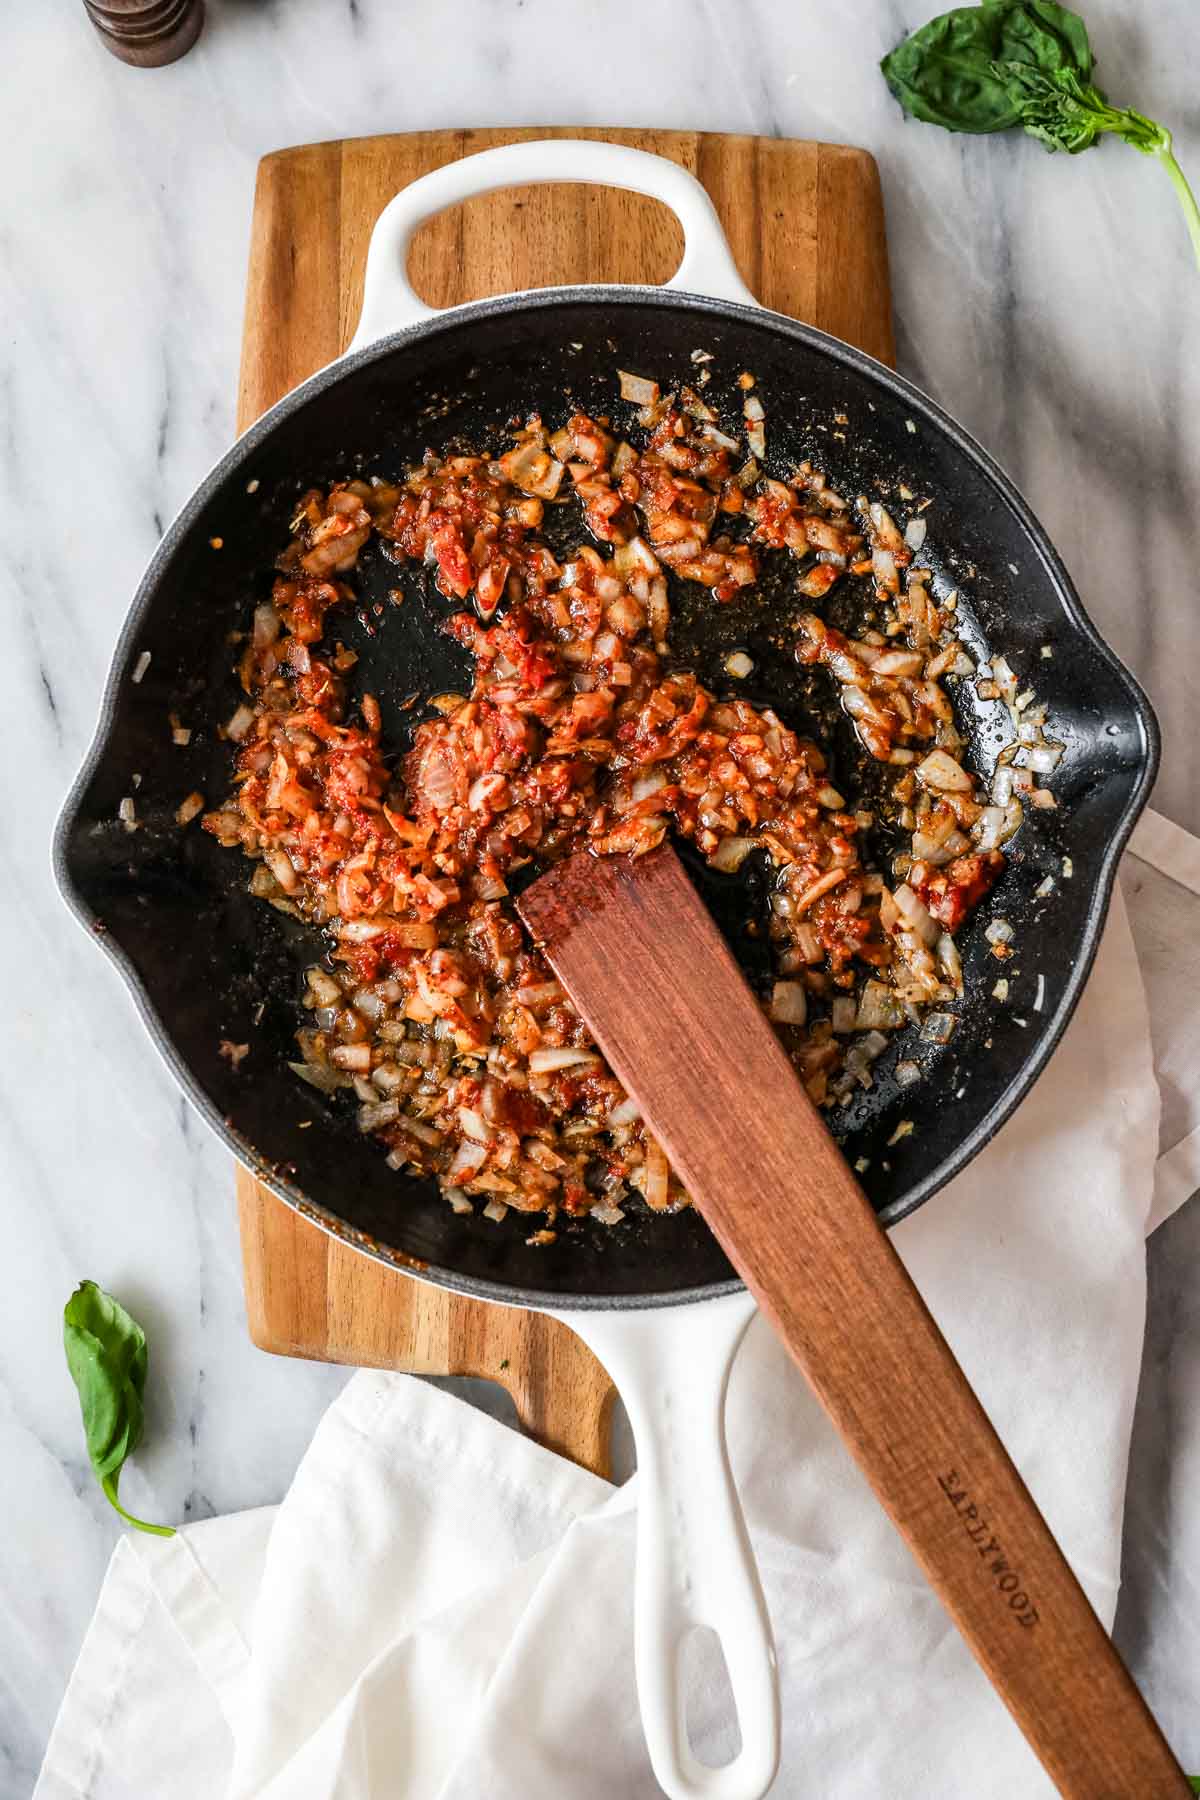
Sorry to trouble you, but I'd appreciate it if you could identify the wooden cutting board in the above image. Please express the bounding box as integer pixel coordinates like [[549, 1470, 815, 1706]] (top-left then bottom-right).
[[234, 126, 894, 1481]]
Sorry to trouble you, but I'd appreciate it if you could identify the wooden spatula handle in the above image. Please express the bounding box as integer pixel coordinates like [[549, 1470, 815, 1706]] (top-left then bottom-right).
[[519, 844, 1188, 1797]]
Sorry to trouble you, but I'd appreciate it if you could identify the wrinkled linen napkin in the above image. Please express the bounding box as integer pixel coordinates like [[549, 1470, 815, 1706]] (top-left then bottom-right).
[[35, 813, 1200, 1800]]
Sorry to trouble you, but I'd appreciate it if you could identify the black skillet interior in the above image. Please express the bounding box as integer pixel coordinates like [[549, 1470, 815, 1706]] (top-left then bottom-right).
[[55, 292, 1158, 1307]]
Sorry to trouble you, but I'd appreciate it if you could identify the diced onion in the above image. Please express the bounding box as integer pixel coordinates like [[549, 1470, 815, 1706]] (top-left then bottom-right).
[[631, 769, 668, 803], [514, 980, 564, 1009], [709, 836, 757, 873], [856, 981, 905, 1030], [991, 655, 1018, 702], [769, 981, 808, 1026], [590, 1203, 626, 1226], [528, 1047, 602, 1074], [937, 932, 963, 992], [457, 1106, 490, 1142], [916, 748, 974, 793], [305, 967, 342, 1006], [873, 649, 924, 677], [643, 1135, 670, 1211], [618, 370, 660, 406], [975, 799, 1023, 850], [868, 502, 905, 552], [892, 884, 939, 947], [357, 1098, 399, 1131], [612, 535, 662, 578], [226, 704, 255, 742], [912, 826, 968, 867], [448, 1138, 488, 1181], [607, 1097, 641, 1127], [792, 923, 822, 964], [831, 996, 857, 1034], [253, 603, 281, 649], [400, 1118, 442, 1147], [396, 922, 440, 949], [372, 1064, 408, 1095], [920, 1011, 958, 1045]]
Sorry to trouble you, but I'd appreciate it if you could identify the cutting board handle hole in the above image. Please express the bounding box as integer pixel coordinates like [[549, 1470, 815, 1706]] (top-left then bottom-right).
[[406, 185, 684, 310]]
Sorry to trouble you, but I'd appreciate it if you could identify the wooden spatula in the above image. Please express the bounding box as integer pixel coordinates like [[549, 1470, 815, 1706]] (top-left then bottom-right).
[[518, 841, 1189, 1797]]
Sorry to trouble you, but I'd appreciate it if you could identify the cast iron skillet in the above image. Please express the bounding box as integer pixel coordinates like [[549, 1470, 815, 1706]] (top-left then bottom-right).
[[55, 155, 1158, 1315]]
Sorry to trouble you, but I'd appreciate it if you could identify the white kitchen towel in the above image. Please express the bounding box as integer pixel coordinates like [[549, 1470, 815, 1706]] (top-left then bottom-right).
[[34, 818, 1200, 1800], [1126, 810, 1200, 1232]]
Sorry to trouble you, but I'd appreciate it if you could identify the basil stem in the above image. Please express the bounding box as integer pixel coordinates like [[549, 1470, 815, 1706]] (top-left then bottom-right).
[[1152, 134, 1200, 273]]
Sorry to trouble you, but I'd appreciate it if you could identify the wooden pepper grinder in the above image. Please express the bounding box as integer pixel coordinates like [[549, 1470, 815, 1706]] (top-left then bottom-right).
[[82, 0, 204, 67]]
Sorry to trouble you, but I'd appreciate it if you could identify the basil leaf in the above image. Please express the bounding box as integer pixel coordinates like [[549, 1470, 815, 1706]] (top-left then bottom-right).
[[877, 0, 1093, 134], [880, 1, 1091, 134], [988, 0, 1092, 79], [882, 8, 1023, 134], [63, 1281, 174, 1537], [881, 2, 1200, 272]]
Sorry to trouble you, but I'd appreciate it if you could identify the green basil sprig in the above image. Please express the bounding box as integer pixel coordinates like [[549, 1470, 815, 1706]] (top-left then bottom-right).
[[881, 1, 1200, 271], [64, 1281, 175, 1537]]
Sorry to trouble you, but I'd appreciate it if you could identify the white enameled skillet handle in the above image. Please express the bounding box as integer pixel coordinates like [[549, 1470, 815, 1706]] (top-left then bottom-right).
[[557, 1292, 780, 1800], [348, 139, 759, 352]]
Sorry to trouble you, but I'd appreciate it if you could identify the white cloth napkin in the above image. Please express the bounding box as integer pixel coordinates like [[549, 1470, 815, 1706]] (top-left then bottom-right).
[[35, 816, 1200, 1800]]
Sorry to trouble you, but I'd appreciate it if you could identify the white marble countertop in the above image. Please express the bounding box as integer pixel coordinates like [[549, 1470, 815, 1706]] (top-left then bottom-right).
[[4, 0, 1200, 1787]]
